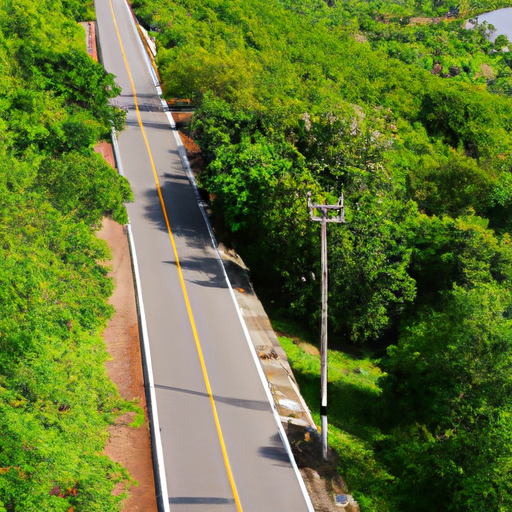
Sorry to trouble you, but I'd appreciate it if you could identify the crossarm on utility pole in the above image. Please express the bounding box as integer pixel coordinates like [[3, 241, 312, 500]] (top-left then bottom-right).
[[307, 193, 345, 223]]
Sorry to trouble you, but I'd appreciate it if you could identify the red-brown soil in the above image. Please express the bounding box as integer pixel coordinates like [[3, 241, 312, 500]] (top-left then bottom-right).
[[98, 219, 159, 512]]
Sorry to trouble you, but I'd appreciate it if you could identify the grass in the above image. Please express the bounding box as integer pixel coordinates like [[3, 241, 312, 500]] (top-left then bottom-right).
[[119, 399, 146, 429], [272, 317, 396, 512]]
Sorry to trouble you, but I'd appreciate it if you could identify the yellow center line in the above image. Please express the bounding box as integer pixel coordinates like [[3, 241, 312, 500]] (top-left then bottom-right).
[[106, 1, 243, 510]]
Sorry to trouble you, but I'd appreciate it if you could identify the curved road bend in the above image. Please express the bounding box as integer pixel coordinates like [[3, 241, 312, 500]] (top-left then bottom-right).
[[94, 1, 313, 511]]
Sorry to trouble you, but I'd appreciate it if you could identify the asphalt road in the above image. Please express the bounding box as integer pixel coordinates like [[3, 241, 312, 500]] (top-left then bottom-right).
[[94, 1, 313, 511]]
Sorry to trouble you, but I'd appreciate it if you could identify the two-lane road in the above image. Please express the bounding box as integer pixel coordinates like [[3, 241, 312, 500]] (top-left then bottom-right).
[[94, 1, 314, 511]]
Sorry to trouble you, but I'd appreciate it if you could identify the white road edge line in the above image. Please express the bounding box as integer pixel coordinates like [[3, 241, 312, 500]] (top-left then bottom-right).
[[111, 128, 171, 512], [120, 3, 316, 510]]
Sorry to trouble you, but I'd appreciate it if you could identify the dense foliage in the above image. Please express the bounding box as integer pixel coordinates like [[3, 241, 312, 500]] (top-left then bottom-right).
[[0, 0, 133, 510], [132, 0, 512, 508]]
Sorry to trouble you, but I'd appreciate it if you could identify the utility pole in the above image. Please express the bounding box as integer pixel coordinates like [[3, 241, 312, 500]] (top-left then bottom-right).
[[307, 191, 345, 460]]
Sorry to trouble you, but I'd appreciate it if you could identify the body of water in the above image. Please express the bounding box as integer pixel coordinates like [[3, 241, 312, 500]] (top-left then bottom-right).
[[474, 8, 512, 41]]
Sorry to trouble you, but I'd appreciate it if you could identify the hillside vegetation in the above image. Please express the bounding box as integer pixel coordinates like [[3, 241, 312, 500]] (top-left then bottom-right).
[[0, 1, 133, 510], [132, 0, 512, 509]]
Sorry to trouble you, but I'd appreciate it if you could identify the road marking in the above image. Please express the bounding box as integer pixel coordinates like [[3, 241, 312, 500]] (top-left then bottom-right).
[[106, 0, 244, 510]]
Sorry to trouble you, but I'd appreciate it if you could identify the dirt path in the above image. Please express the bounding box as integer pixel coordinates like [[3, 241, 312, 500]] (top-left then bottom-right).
[[99, 219, 158, 512]]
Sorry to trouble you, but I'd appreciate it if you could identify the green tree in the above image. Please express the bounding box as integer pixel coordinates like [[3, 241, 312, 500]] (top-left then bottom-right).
[[0, 0, 134, 507], [379, 283, 512, 511], [37, 152, 132, 226]]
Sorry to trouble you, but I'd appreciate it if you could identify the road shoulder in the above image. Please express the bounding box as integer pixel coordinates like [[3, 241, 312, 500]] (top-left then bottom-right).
[[99, 218, 159, 512]]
